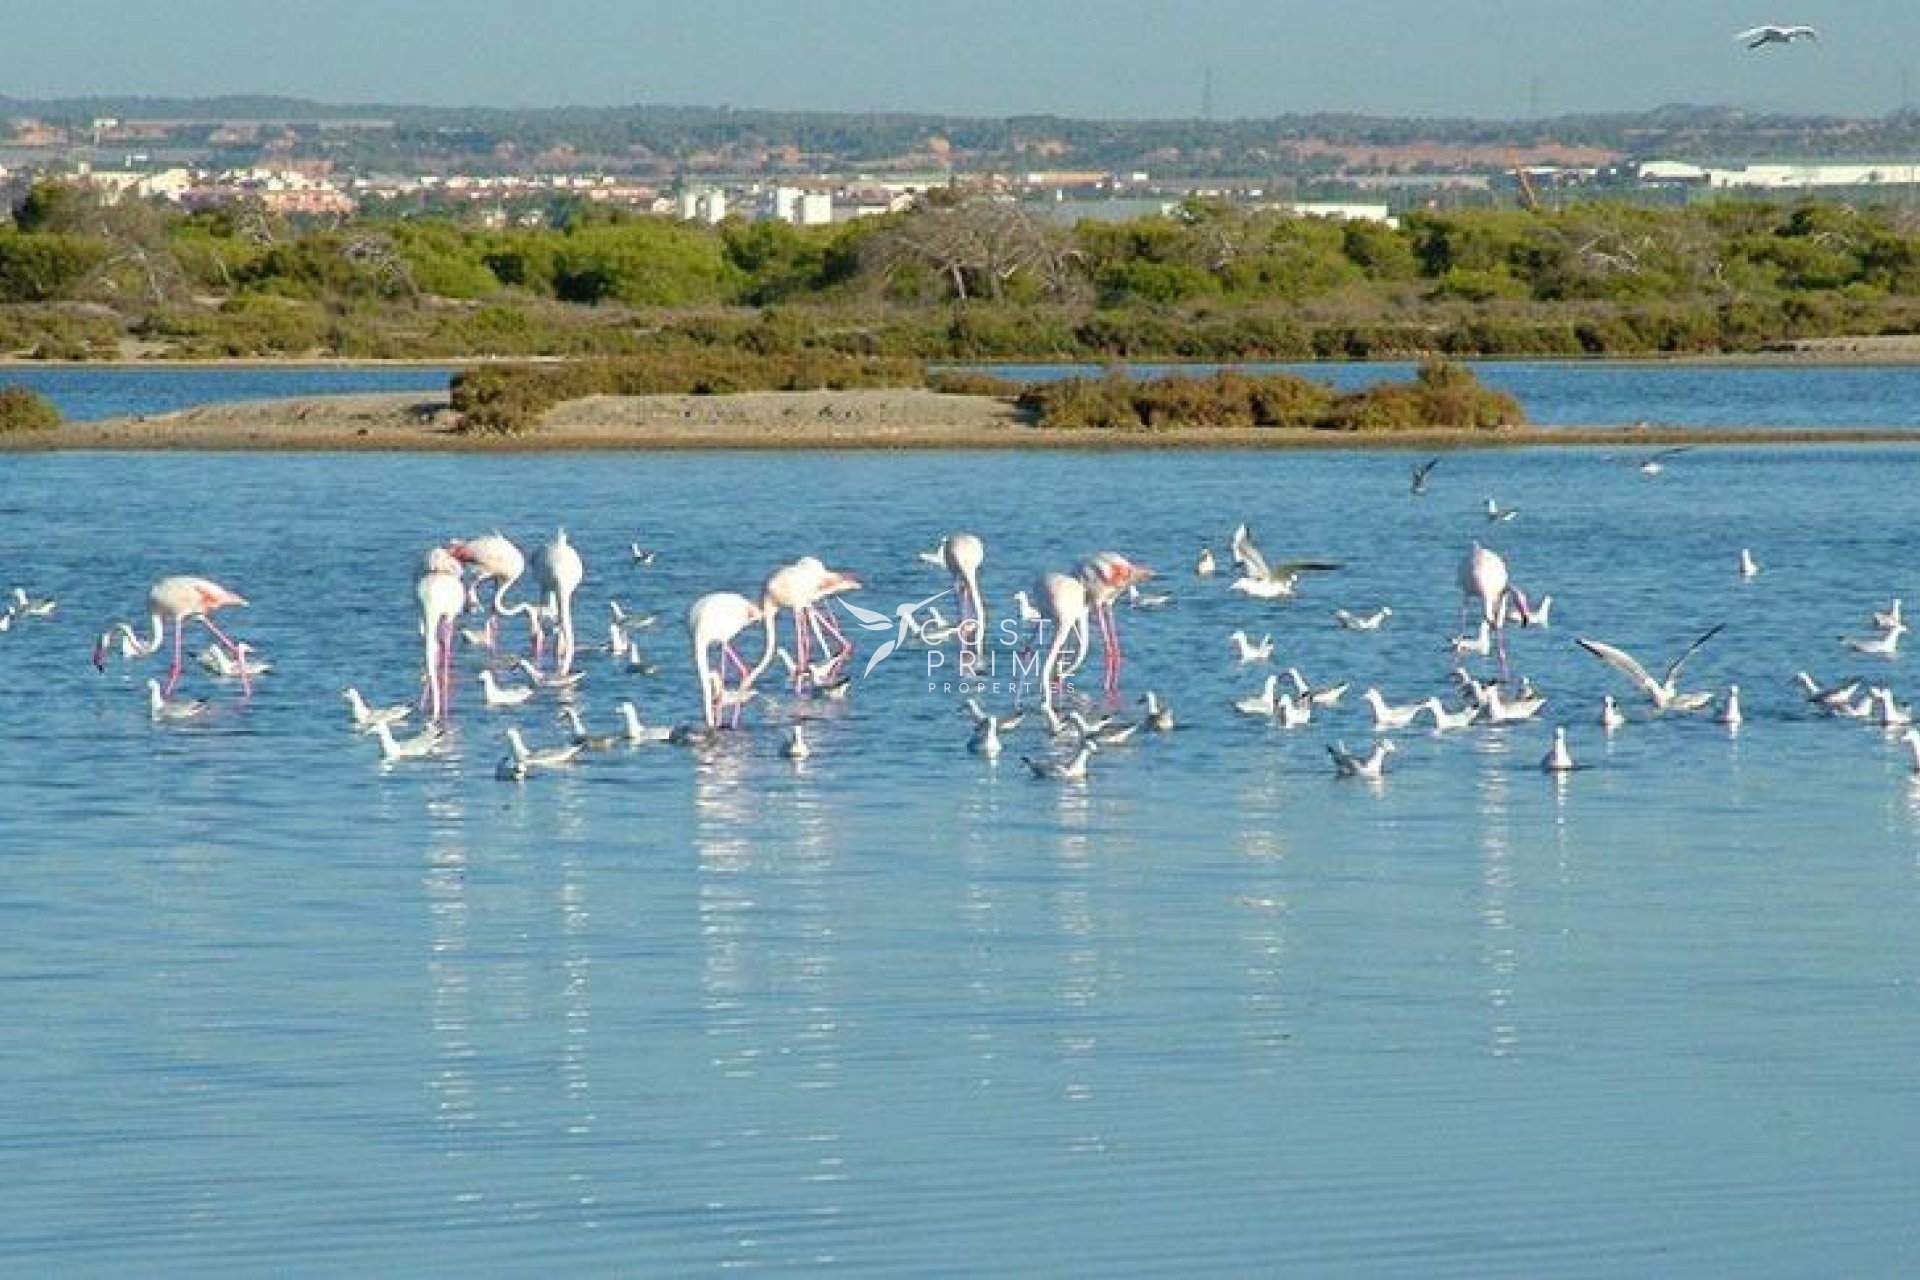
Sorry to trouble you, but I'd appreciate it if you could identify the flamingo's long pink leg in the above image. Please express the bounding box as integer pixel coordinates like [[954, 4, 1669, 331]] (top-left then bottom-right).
[[198, 617, 253, 697], [165, 622, 186, 695]]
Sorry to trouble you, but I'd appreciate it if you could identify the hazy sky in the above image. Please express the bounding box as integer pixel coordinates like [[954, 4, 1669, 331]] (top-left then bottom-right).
[[12, 1, 1920, 119]]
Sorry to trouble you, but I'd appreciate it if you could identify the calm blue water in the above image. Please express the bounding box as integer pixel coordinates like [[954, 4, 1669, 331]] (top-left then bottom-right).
[[0, 363, 451, 422], [4, 370, 1920, 1275], [982, 359, 1920, 430]]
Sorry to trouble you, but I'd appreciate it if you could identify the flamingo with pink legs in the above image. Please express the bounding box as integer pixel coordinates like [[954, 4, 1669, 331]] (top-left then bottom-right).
[[417, 547, 466, 724], [689, 591, 766, 728], [942, 533, 988, 655], [533, 529, 585, 677], [1459, 542, 1529, 683], [1079, 551, 1155, 696], [448, 532, 541, 653], [750, 557, 863, 692], [1033, 571, 1090, 716], [94, 575, 253, 696]]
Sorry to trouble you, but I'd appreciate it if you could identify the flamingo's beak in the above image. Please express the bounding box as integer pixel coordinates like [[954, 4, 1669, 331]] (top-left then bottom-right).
[[91, 637, 107, 672]]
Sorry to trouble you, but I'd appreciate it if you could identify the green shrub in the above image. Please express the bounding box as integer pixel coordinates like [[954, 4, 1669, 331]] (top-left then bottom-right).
[[0, 385, 61, 431]]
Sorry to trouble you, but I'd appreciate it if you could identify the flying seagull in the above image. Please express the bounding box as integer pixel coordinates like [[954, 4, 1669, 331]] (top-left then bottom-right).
[[1737, 25, 1818, 50], [1575, 623, 1726, 713]]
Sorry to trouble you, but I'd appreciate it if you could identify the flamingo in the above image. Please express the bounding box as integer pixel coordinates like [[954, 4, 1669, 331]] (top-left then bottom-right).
[[95, 575, 252, 697], [1459, 543, 1528, 681], [448, 533, 541, 652], [532, 529, 585, 676], [689, 591, 765, 729], [1080, 551, 1154, 694], [750, 557, 863, 691], [942, 533, 988, 654], [416, 547, 466, 724], [1033, 571, 1089, 715]]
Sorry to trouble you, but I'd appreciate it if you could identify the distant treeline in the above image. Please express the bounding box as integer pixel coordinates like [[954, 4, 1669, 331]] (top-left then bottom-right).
[[5, 180, 1920, 362], [11, 96, 1920, 172]]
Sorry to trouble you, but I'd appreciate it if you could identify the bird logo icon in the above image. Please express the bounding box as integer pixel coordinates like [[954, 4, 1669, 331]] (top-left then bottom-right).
[[839, 588, 955, 678]]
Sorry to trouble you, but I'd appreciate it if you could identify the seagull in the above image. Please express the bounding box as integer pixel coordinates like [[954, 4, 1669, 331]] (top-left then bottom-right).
[[1234, 674, 1281, 718], [1228, 523, 1341, 599], [1869, 687, 1914, 728], [1422, 698, 1480, 732], [1228, 629, 1274, 663], [371, 720, 446, 762], [1600, 694, 1626, 733], [1362, 687, 1424, 731], [1737, 24, 1818, 49], [1329, 739, 1395, 780], [1141, 690, 1176, 732], [9, 587, 56, 618], [968, 716, 1003, 758], [916, 539, 949, 569], [1873, 599, 1904, 632], [147, 678, 209, 722], [1483, 685, 1548, 724], [1194, 547, 1217, 577], [781, 724, 812, 760], [629, 543, 658, 566], [478, 669, 537, 708], [1011, 590, 1043, 625], [615, 700, 674, 744], [1448, 620, 1493, 657], [504, 726, 584, 770], [1073, 710, 1141, 747], [1333, 607, 1393, 632], [608, 601, 659, 631], [1126, 582, 1174, 610], [1410, 457, 1439, 496], [343, 687, 412, 732], [1024, 739, 1096, 780], [1739, 549, 1761, 581], [1274, 692, 1313, 729], [964, 697, 1026, 733], [1797, 672, 1862, 711], [1635, 446, 1690, 477], [513, 656, 586, 691], [1844, 620, 1907, 658], [559, 706, 621, 751], [198, 642, 272, 680], [1576, 624, 1725, 712], [1906, 728, 1920, 775], [1284, 667, 1349, 708], [1541, 726, 1574, 773], [1720, 684, 1744, 730], [1484, 496, 1519, 523], [1514, 594, 1553, 628]]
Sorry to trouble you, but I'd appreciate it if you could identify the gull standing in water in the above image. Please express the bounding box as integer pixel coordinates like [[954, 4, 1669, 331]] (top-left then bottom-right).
[[371, 719, 446, 762], [1024, 738, 1096, 781], [1333, 607, 1393, 632], [147, 678, 209, 722], [477, 668, 536, 709], [1362, 688, 1425, 731], [1234, 675, 1281, 718], [1329, 739, 1395, 780], [1843, 618, 1907, 658], [1600, 694, 1627, 734], [616, 700, 675, 745], [781, 724, 812, 761], [1541, 726, 1575, 773], [1141, 690, 1176, 732], [1739, 549, 1761, 581], [1194, 547, 1217, 577], [1576, 624, 1725, 713], [1719, 685, 1744, 730], [344, 687, 412, 732]]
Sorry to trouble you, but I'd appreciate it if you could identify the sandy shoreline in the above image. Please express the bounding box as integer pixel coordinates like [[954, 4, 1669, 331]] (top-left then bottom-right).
[[3, 386, 1917, 452]]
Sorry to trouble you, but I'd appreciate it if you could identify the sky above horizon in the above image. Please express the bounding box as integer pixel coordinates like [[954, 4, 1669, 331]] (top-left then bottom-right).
[[12, 1, 1920, 120]]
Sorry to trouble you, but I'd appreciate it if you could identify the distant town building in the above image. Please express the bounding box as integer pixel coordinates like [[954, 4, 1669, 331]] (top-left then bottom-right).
[[1638, 159, 1920, 190], [677, 187, 727, 223]]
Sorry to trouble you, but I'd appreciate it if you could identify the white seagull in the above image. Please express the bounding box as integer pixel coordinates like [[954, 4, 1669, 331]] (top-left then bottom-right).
[[1484, 496, 1519, 523], [1329, 739, 1396, 780], [504, 726, 583, 770], [1872, 599, 1904, 632], [1284, 667, 1349, 708], [1448, 619, 1493, 657], [1194, 547, 1217, 577], [343, 687, 412, 732], [147, 678, 209, 722], [1869, 687, 1914, 728], [371, 720, 446, 762], [1720, 684, 1744, 730], [478, 668, 537, 708], [1332, 607, 1393, 632], [198, 642, 272, 680], [616, 701, 675, 744], [1739, 549, 1761, 581], [1737, 24, 1818, 49], [781, 724, 812, 761], [1797, 672, 1862, 712], [9, 587, 56, 618], [1362, 687, 1425, 731], [1228, 629, 1274, 663], [1274, 692, 1314, 729], [1422, 698, 1480, 732], [1600, 694, 1626, 733], [1025, 739, 1096, 780], [1844, 619, 1906, 658], [559, 706, 621, 751], [1228, 523, 1341, 599], [1234, 675, 1281, 718], [1141, 690, 1176, 733], [1541, 726, 1574, 773], [1576, 624, 1725, 712], [968, 716, 1003, 758]]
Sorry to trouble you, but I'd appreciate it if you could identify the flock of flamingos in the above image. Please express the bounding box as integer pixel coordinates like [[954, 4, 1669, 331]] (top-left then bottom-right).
[[36, 491, 1920, 785]]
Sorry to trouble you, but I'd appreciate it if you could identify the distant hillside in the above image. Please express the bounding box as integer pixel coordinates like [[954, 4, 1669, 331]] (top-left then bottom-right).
[[7, 97, 1920, 175]]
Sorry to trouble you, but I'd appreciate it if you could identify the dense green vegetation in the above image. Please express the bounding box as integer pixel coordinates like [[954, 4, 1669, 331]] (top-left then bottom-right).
[[6, 181, 1920, 364], [0, 384, 61, 431]]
